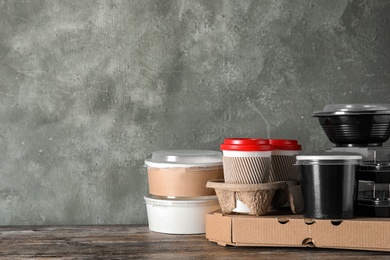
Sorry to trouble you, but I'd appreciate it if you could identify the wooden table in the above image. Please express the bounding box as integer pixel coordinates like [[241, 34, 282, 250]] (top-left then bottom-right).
[[0, 225, 389, 259]]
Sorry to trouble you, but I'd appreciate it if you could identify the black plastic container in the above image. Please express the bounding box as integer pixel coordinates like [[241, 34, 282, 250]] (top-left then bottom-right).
[[313, 104, 390, 147], [296, 155, 362, 219], [356, 163, 390, 217], [356, 163, 390, 183]]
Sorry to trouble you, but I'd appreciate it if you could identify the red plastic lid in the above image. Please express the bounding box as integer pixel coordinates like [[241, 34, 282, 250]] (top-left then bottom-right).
[[269, 139, 302, 150], [220, 138, 273, 151]]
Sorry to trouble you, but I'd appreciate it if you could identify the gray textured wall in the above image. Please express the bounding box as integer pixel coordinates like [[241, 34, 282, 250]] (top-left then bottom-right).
[[0, 0, 389, 225]]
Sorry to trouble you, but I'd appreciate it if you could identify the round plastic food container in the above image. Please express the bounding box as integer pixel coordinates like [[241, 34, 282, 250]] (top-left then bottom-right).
[[296, 155, 362, 219], [144, 150, 223, 197], [144, 195, 220, 234], [313, 104, 390, 147], [220, 138, 273, 184]]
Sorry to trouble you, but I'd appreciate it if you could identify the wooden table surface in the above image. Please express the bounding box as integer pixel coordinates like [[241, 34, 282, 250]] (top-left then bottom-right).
[[0, 225, 389, 259]]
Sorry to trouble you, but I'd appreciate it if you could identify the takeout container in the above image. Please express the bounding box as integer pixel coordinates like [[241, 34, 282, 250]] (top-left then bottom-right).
[[144, 195, 220, 234], [296, 155, 362, 219], [313, 104, 390, 147], [144, 150, 223, 197], [356, 162, 390, 217], [144, 150, 223, 234]]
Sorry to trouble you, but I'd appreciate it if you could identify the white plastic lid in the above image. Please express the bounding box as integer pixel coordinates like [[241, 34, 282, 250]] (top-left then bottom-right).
[[144, 150, 223, 168], [296, 155, 362, 165]]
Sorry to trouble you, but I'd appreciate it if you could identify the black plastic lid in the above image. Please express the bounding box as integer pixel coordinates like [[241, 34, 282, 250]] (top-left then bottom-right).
[[313, 104, 390, 117], [358, 163, 390, 172]]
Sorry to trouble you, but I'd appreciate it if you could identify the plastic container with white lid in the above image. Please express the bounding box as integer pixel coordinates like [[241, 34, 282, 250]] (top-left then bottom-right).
[[296, 154, 362, 219], [144, 150, 223, 197], [144, 195, 220, 234]]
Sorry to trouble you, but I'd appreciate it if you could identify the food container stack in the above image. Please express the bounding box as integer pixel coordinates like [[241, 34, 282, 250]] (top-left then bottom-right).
[[144, 150, 223, 234], [296, 103, 390, 220]]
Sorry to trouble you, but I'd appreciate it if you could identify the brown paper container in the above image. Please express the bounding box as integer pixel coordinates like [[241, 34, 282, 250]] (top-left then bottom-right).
[[222, 156, 271, 184], [206, 180, 286, 216], [207, 180, 302, 216], [148, 166, 223, 197]]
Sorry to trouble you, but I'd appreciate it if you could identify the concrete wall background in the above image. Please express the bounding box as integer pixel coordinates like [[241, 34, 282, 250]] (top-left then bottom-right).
[[0, 0, 389, 225]]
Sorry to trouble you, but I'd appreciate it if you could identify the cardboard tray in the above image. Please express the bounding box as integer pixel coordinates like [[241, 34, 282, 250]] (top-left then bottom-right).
[[206, 210, 390, 251]]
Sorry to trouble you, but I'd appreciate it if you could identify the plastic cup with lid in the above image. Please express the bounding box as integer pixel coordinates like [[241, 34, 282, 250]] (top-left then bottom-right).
[[296, 154, 362, 219]]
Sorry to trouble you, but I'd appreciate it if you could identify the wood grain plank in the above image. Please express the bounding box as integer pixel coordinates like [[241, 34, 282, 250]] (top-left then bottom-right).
[[0, 225, 389, 259]]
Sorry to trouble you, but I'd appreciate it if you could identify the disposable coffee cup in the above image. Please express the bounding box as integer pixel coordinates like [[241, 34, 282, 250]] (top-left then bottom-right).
[[296, 155, 362, 219], [220, 138, 273, 184], [269, 139, 302, 183]]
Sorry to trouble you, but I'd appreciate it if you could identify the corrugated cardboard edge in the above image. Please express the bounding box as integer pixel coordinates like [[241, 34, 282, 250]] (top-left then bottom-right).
[[206, 210, 390, 251], [205, 210, 232, 246]]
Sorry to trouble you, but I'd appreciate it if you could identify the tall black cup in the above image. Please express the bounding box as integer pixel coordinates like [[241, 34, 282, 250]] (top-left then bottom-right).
[[296, 155, 362, 219]]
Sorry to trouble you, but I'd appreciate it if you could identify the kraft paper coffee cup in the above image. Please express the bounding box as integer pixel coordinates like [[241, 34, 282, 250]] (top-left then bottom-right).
[[269, 139, 302, 208], [220, 138, 273, 184], [269, 139, 302, 183]]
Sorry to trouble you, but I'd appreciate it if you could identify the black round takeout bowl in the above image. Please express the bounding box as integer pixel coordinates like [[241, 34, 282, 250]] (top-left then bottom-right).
[[313, 104, 390, 147]]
